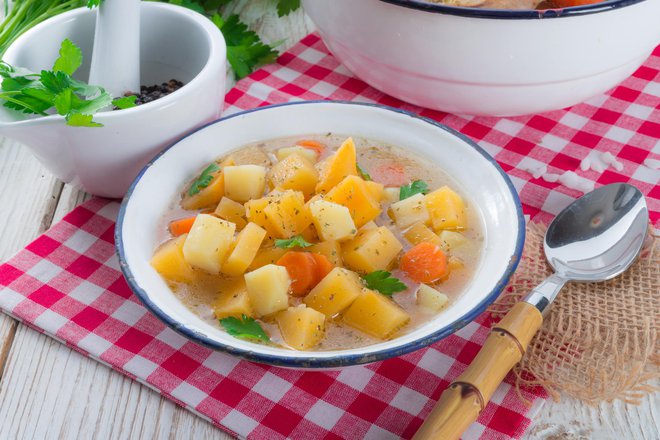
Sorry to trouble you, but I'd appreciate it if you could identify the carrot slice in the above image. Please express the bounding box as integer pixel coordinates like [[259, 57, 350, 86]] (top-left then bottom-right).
[[310, 253, 334, 284], [276, 251, 317, 297], [168, 216, 197, 237], [400, 242, 448, 283], [296, 140, 326, 156]]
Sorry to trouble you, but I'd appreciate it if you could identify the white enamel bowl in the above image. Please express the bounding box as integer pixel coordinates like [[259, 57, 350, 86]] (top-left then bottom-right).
[[0, 3, 226, 198], [302, 0, 660, 116], [117, 101, 524, 368]]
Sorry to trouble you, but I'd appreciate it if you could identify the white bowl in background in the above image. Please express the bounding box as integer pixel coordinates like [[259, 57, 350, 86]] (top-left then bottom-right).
[[0, 3, 226, 198], [116, 101, 525, 368], [302, 0, 660, 116]]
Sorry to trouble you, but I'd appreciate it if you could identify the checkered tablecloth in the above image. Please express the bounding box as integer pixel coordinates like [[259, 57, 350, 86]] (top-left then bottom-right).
[[1, 33, 658, 440]]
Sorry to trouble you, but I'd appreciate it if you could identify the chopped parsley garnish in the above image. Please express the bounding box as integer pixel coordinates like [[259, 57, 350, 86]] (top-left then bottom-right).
[[275, 235, 313, 249], [362, 270, 407, 296], [357, 163, 371, 181], [219, 314, 270, 343], [399, 180, 429, 201], [188, 163, 220, 196]]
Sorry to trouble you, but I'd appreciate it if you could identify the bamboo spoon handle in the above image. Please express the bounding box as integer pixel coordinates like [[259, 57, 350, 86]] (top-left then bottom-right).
[[413, 302, 543, 440]]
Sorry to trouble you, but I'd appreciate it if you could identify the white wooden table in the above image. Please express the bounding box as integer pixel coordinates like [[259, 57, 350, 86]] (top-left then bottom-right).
[[0, 2, 657, 439]]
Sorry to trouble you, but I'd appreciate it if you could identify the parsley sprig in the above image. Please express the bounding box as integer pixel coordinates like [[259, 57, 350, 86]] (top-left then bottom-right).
[[362, 271, 407, 296], [357, 163, 371, 181], [399, 180, 429, 201], [275, 235, 313, 249], [188, 163, 220, 196], [219, 314, 270, 343]]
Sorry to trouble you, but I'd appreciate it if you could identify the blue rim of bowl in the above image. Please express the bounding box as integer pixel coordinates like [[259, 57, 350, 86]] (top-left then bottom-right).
[[115, 101, 526, 369], [378, 0, 646, 19]]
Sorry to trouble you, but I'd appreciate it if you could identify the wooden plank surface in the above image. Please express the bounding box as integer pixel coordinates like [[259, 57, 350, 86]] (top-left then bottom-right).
[[0, 3, 657, 439]]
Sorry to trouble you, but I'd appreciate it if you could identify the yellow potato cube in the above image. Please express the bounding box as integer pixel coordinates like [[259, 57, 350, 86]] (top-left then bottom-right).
[[181, 167, 225, 210], [276, 305, 326, 350], [244, 197, 276, 236], [403, 222, 443, 248], [214, 197, 247, 230], [300, 224, 320, 243], [150, 235, 195, 283], [244, 264, 291, 317], [308, 240, 342, 267], [303, 267, 362, 317], [426, 186, 467, 231], [389, 193, 430, 229], [262, 190, 312, 239], [325, 175, 381, 228], [309, 199, 357, 241], [383, 187, 400, 203], [268, 153, 319, 197], [365, 180, 385, 202], [438, 230, 468, 253], [182, 214, 235, 274], [213, 278, 253, 319], [343, 288, 410, 339], [277, 146, 318, 163], [223, 165, 267, 202], [341, 226, 403, 273], [248, 246, 288, 271], [316, 137, 358, 193], [416, 284, 449, 312], [222, 222, 267, 276]]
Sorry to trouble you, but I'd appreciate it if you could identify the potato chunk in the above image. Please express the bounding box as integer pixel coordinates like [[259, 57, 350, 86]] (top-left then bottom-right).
[[277, 146, 318, 163], [213, 278, 253, 319], [222, 222, 267, 276], [416, 284, 449, 312], [223, 165, 267, 202], [181, 158, 235, 210], [325, 175, 381, 228], [182, 214, 235, 274], [438, 230, 468, 253], [341, 226, 402, 273], [214, 197, 247, 230], [268, 153, 319, 197], [248, 246, 288, 271], [403, 222, 443, 248], [276, 305, 326, 350], [244, 264, 291, 317], [343, 288, 410, 339], [150, 235, 195, 283], [303, 267, 362, 317], [426, 186, 467, 231], [308, 240, 342, 267], [262, 190, 312, 238], [383, 187, 400, 203], [309, 199, 357, 241], [389, 193, 430, 229], [315, 137, 358, 193]]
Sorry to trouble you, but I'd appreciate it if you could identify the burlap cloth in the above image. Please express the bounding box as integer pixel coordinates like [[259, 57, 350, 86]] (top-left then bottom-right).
[[490, 222, 659, 404]]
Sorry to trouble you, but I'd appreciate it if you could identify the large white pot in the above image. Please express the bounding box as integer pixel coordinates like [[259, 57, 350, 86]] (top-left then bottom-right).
[[0, 3, 226, 198], [303, 0, 660, 116]]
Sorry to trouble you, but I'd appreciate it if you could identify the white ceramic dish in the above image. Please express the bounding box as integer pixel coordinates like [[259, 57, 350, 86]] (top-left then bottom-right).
[[0, 3, 226, 198], [302, 0, 660, 116], [116, 101, 524, 368]]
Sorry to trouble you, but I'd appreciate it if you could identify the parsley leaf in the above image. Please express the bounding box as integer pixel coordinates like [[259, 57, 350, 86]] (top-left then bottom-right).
[[219, 314, 270, 343], [276, 0, 301, 16], [188, 163, 220, 196], [52, 39, 82, 75], [362, 271, 407, 296], [399, 180, 429, 201], [275, 235, 313, 249], [112, 95, 138, 109], [357, 163, 371, 181], [87, 0, 103, 8], [66, 113, 103, 127]]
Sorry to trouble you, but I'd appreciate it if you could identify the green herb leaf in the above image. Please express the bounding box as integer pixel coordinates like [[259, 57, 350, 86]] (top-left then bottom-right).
[[87, 0, 103, 8], [52, 38, 82, 75], [276, 0, 301, 16], [399, 180, 429, 201], [66, 113, 103, 127], [188, 163, 221, 196], [357, 163, 371, 181], [112, 95, 138, 109], [362, 271, 407, 296], [275, 235, 313, 249], [219, 314, 270, 343], [54, 88, 73, 115]]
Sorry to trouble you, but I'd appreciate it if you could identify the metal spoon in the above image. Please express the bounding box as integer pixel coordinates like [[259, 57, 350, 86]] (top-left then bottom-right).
[[414, 183, 649, 440]]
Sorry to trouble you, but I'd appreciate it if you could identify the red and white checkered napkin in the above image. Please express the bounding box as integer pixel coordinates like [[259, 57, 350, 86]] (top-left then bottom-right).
[[1, 33, 659, 440]]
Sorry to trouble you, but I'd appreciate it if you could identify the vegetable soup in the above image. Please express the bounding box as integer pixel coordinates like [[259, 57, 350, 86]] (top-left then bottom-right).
[[150, 135, 483, 351]]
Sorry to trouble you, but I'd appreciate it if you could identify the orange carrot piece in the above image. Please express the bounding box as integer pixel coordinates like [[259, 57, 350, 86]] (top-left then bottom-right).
[[276, 251, 317, 297], [296, 140, 326, 156], [372, 163, 406, 187], [168, 216, 197, 237], [310, 253, 334, 285], [400, 242, 448, 283]]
